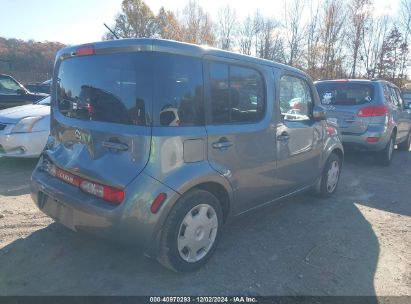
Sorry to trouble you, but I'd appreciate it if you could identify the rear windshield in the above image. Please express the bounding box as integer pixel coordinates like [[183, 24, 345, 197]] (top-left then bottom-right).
[[57, 52, 152, 126], [315, 82, 375, 105], [57, 51, 204, 127]]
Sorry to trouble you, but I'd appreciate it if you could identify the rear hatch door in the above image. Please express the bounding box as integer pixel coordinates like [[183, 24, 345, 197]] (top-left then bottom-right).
[[48, 47, 153, 188], [316, 81, 375, 134]]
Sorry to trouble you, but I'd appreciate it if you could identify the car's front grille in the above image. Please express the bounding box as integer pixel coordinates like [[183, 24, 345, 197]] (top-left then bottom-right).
[[0, 123, 6, 131]]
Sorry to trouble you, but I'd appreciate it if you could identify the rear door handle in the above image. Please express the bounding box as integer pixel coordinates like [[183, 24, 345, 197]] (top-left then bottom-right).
[[102, 140, 129, 151], [212, 140, 233, 150], [277, 132, 289, 141]]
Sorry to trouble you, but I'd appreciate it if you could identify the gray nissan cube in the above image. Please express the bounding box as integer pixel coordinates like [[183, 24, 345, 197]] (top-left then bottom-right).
[[30, 39, 343, 272]]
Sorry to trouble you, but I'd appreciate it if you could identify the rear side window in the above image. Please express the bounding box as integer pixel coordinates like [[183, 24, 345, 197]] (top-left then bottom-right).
[[316, 82, 374, 105], [209, 62, 265, 124], [153, 54, 204, 127], [57, 52, 152, 126], [388, 86, 400, 108]]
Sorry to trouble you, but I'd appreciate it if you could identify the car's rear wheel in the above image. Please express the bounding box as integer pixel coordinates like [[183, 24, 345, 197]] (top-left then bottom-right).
[[315, 153, 342, 198], [157, 189, 223, 272], [376, 134, 395, 166], [398, 130, 411, 151]]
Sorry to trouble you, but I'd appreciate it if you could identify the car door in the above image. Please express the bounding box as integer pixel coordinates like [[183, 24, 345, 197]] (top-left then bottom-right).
[[275, 71, 324, 195], [204, 57, 278, 215]]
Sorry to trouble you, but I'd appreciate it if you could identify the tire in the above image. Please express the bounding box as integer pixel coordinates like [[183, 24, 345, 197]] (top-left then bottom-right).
[[157, 189, 223, 272], [398, 130, 411, 151], [376, 134, 395, 166], [315, 153, 342, 198]]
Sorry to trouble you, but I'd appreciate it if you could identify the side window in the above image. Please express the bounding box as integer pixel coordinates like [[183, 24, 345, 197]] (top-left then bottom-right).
[[388, 86, 400, 108], [210, 63, 229, 124], [394, 88, 405, 109], [153, 54, 204, 126], [209, 62, 265, 124], [0, 77, 21, 94], [230, 66, 265, 123], [280, 75, 313, 121], [383, 85, 392, 104]]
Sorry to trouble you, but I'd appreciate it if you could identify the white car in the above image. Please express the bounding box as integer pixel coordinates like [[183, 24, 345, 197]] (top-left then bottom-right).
[[0, 96, 50, 158]]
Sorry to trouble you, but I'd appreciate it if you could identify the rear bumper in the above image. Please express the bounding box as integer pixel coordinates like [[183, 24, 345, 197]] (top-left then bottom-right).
[[340, 124, 390, 151], [30, 160, 180, 254], [0, 129, 48, 158]]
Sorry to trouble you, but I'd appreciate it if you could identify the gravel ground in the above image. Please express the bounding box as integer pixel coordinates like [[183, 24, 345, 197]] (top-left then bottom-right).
[[0, 151, 410, 296]]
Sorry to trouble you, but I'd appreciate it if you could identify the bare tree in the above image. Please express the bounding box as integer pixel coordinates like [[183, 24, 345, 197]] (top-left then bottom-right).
[[217, 6, 237, 50], [239, 15, 254, 55], [305, 0, 322, 79], [319, 0, 347, 79], [347, 0, 372, 78], [257, 18, 284, 62], [361, 13, 391, 78], [252, 11, 264, 56], [283, 0, 305, 66]]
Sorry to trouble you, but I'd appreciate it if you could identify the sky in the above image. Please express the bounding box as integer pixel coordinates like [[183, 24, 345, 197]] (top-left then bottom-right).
[[0, 0, 400, 45]]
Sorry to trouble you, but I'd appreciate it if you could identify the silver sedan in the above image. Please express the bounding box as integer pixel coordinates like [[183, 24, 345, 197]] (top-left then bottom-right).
[[0, 96, 50, 158]]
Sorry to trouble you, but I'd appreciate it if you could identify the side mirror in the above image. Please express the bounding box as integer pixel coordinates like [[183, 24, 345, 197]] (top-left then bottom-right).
[[16, 88, 26, 95], [313, 105, 327, 121]]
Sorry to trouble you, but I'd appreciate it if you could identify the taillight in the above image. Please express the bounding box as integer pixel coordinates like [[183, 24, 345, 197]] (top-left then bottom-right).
[[46, 164, 124, 205], [102, 186, 125, 205], [357, 106, 389, 117], [80, 180, 104, 199], [76, 45, 95, 56], [80, 180, 124, 205]]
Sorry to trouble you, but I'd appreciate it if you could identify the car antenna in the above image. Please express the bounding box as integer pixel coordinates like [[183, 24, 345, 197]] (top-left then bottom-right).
[[104, 23, 119, 39]]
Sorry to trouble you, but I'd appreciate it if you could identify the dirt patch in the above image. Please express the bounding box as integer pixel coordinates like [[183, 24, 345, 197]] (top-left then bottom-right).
[[0, 152, 410, 295]]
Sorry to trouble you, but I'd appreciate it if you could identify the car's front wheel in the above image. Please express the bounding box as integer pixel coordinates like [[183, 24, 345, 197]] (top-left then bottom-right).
[[157, 189, 223, 272]]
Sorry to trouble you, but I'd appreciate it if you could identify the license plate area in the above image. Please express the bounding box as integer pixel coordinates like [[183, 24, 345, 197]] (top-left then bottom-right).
[[38, 191, 75, 230]]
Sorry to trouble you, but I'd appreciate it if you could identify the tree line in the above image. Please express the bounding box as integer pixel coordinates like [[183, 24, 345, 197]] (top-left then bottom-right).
[[104, 0, 411, 87], [0, 37, 65, 83]]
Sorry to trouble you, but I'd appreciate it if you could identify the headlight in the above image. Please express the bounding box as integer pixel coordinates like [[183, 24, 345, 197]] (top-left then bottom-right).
[[11, 116, 43, 133]]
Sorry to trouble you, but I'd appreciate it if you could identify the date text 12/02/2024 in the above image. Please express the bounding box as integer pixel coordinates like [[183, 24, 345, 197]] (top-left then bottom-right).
[[149, 297, 257, 303]]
